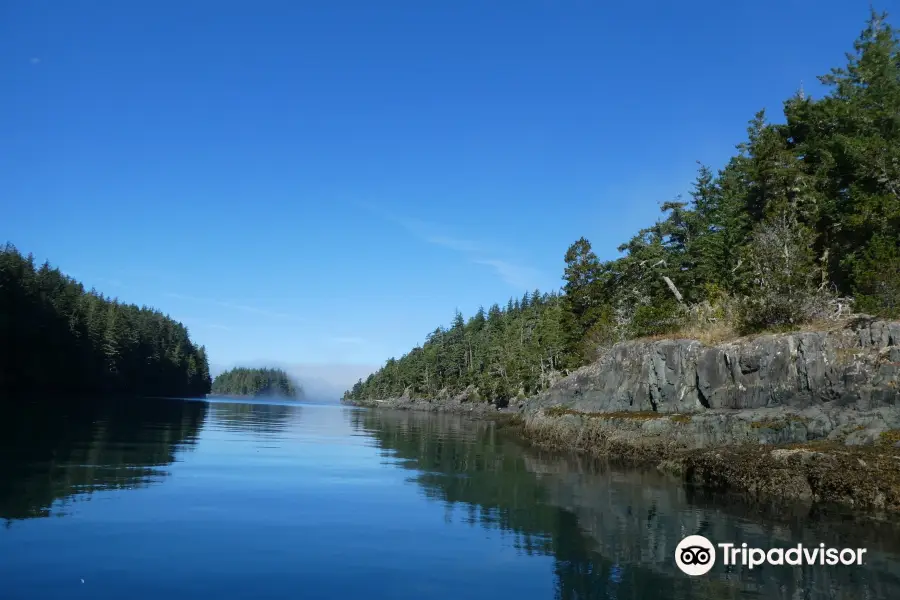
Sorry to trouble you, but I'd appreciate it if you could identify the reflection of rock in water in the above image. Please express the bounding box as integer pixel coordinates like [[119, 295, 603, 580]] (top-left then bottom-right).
[[0, 397, 208, 522], [209, 400, 297, 436], [350, 408, 900, 600], [526, 451, 900, 600]]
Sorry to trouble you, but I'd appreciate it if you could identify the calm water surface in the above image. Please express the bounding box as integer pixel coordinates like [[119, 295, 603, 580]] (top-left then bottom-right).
[[2, 397, 900, 599]]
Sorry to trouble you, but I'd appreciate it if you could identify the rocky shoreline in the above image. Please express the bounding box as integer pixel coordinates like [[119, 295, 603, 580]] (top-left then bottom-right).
[[344, 317, 900, 515]]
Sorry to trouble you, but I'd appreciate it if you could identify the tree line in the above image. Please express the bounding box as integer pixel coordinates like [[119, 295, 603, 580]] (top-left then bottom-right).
[[211, 367, 301, 398], [0, 244, 211, 398], [344, 12, 900, 405]]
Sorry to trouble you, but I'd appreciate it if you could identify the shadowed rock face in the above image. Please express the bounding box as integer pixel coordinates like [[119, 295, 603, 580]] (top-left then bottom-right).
[[528, 318, 900, 415]]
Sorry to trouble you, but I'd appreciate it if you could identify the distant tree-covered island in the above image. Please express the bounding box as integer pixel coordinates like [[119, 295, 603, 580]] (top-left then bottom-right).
[[1, 244, 211, 399], [211, 367, 302, 398]]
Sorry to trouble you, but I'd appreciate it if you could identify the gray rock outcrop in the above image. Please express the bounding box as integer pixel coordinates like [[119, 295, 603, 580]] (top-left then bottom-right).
[[526, 317, 900, 415]]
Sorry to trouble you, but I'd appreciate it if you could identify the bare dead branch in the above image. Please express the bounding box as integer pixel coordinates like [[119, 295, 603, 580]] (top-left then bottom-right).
[[662, 276, 684, 303]]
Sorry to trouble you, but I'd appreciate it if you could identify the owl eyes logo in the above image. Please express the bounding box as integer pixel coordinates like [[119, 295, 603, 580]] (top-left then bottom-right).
[[675, 535, 716, 576], [680, 545, 712, 565]]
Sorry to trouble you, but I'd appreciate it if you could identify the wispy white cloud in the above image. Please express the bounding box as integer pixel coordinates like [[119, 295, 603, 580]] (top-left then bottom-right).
[[165, 293, 307, 323], [359, 204, 542, 289], [386, 214, 492, 254], [472, 259, 542, 289], [329, 336, 367, 345], [423, 235, 484, 253]]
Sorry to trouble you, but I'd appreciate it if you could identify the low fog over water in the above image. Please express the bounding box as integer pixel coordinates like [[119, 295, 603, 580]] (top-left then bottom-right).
[[209, 362, 377, 403]]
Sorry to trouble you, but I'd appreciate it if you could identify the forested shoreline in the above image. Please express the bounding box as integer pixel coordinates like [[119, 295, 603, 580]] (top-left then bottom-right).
[[211, 367, 301, 398], [345, 13, 900, 405], [0, 244, 211, 399]]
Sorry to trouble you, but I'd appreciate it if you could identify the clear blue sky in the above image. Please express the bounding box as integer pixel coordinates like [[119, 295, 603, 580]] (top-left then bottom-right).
[[2, 1, 891, 382]]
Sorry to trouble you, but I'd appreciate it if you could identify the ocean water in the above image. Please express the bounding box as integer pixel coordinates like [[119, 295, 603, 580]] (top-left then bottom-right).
[[1, 396, 898, 599]]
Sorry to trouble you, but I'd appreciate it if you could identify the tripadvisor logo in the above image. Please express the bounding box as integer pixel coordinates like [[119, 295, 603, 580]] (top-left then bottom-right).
[[675, 535, 868, 576], [675, 535, 716, 576]]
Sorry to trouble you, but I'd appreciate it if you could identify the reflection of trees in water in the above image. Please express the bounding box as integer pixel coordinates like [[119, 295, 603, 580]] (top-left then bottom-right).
[[209, 401, 297, 436], [350, 410, 702, 600], [0, 397, 207, 522], [350, 409, 900, 600]]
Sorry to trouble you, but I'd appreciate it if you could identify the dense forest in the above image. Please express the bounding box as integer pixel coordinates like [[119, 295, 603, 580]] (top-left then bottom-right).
[[211, 367, 301, 398], [345, 12, 900, 405], [0, 244, 212, 398]]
